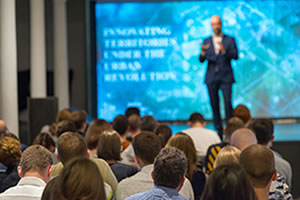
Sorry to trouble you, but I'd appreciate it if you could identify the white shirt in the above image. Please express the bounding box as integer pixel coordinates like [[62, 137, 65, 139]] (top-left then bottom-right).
[[116, 164, 194, 200], [0, 177, 46, 200], [212, 35, 223, 55], [183, 127, 221, 159]]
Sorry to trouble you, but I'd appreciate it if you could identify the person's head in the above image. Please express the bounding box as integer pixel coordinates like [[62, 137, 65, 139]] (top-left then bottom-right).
[[214, 146, 241, 168], [32, 132, 56, 153], [233, 104, 251, 124], [127, 114, 140, 132], [201, 164, 257, 200], [230, 128, 257, 151], [56, 108, 72, 123], [70, 110, 87, 131], [0, 136, 21, 167], [211, 15, 222, 36], [97, 130, 121, 161], [154, 124, 172, 147], [125, 107, 140, 118], [57, 132, 87, 165], [85, 119, 112, 150], [166, 132, 197, 179], [18, 145, 53, 183], [140, 115, 158, 132], [247, 119, 274, 146], [153, 147, 187, 190], [240, 144, 276, 189], [132, 131, 162, 166], [188, 112, 206, 127], [0, 120, 8, 136], [112, 115, 128, 136], [56, 120, 77, 138], [224, 117, 245, 139], [46, 158, 106, 200]]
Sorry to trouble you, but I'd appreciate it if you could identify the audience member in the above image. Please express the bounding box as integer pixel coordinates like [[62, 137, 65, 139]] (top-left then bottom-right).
[[116, 131, 194, 200], [97, 130, 137, 182], [167, 132, 206, 200], [205, 117, 244, 173], [32, 132, 56, 153], [42, 158, 107, 200], [248, 119, 292, 187], [112, 115, 131, 151], [183, 112, 220, 163], [140, 115, 158, 132], [85, 119, 112, 157], [0, 120, 8, 136], [55, 120, 77, 138], [70, 110, 87, 136], [213, 146, 241, 168], [240, 144, 277, 200], [233, 104, 252, 124], [155, 124, 172, 147], [0, 136, 21, 193], [127, 114, 141, 140], [125, 107, 140, 118], [127, 147, 188, 200], [51, 131, 118, 194], [0, 145, 52, 199], [230, 128, 257, 151], [200, 164, 257, 200]]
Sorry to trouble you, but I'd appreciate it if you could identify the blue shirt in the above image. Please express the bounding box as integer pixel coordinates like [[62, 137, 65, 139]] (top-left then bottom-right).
[[126, 185, 187, 200]]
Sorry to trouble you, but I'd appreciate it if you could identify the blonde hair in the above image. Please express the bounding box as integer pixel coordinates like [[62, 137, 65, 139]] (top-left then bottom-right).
[[166, 132, 197, 179], [214, 146, 241, 168]]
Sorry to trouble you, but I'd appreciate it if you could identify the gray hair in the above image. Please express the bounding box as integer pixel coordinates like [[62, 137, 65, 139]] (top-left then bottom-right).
[[154, 147, 187, 188]]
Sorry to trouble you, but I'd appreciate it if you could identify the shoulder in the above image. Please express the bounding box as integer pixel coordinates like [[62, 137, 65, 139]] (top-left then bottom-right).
[[223, 34, 236, 42]]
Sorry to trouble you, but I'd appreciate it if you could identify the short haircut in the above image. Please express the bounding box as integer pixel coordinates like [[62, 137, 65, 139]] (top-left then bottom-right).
[[214, 146, 241, 168], [154, 147, 187, 188], [85, 119, 112, 150], [112, 115, 128, 136], [125, 107, 140, 118], [247, 119, 274, 145], [140, 115, 157, 132], [240, 144, 275, 188], [233, 104, 251, 124], [57, 132, 87, 165], [19, 145, 53, 176], [56, 120, 77, 138], [0, 136, 21, 166], [225, 117, 245, 137], [201, 164, 257, 200], [230, 128, 257, 151], [154, 124, 172, 147], [128, 114, 140, 132], [97, 130, 121, 161], [56, 108, 72, 123], [70, 110, 87, 130], [188, 112, 205, 124], [132, 131, 162, 165], [32, 132, 56, 151]]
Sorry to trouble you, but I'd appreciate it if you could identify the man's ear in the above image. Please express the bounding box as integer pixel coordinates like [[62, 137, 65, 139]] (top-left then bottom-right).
[[203, 122, 207, 127], [17, 166, 23, 178], [151, 170, 154, 181], [56, 154, 61, 162], [47, 165, 53, 178], [272, 170, 277, 181], [85, 151, 90, 158], [176, 176, 185, 192]]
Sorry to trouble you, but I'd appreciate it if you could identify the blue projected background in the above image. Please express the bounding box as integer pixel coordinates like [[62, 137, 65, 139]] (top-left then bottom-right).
[[95, 1, 300, 121]]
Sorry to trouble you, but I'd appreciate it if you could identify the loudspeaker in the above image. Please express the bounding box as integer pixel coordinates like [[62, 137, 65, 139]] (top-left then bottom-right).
[[26, 97, 58, 144]]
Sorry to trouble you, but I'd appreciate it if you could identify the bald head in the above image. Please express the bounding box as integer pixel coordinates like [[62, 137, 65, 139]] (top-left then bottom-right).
[[211, 15, 222, 36], [230, 128, 257, 151], [0, 120, 8, 136], [240, 144, 275, 188]]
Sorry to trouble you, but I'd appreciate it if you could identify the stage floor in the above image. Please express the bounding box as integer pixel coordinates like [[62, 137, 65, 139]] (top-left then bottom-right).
[[168, 122, 300, 141]]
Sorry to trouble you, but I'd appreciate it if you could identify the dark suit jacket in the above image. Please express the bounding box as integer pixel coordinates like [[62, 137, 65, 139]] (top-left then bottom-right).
[[199, 35, 238, 85]]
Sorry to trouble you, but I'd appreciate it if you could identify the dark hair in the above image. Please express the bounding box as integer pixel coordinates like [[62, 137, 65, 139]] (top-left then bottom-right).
[[154, 147, 187, 188], [97, 130, 121, 161], [188, 112, 205, 124], [128, 114, 140, 132], [201, 164, 257, 200], [32, 132, 56, 152], [41, 177, 58, 200], [247, 119, 274, 145], [233, 104, 251, 123], [155, 125, 172, 147], [56, 120, 77, 138], [57, 132, 87, 165], [56, 108, 72, 123], [85, 119, 112, 150], [225, 117, 245, 137], [112, 115, 128, 136], [125, 107, 140, 118], [70, 111, 87, 130], [132, 131, 161, 165], [140, 115, 157, 132]]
